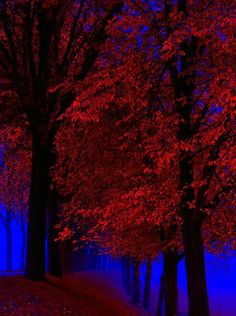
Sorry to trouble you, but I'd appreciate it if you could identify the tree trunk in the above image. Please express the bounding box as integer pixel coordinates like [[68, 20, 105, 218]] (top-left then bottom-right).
[[87, 247, 98, 270], [47, 186, 62, 277], [61, 240, 72, 274], [157, 273, 164, 316], [20, 214, 26, 271], [179, 159, 210, 316], [163, 249, 178, 316], [6, 210, 12, 271], [123, 257, 132, 294], [132, 260, 140, 305], [122, 257, 126, 288], [167, 0, 209, 311], [25, 142, 49, 280], [179, 147, 209, 316], [143, 257, 152, 310], [183, 220, 209, 316]]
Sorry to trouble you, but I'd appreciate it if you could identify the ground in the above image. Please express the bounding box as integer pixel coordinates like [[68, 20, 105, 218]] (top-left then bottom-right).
[[0, 271, 147, 316], [1, 264, 235, 316]]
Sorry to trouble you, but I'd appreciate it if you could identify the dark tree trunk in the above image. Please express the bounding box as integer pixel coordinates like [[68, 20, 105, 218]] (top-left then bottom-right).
[[87, 247, 98, 270], [178, 145, 209, 316], [163, 249, 178, 316], [183, 220, 209, 316], [96, 254, 102, 269], [61, 240, 72, 274], [157, 273, 164, 316], [20, 214, 26, 271], [47, 186, 62, 277], [132, 260, 140, 305], [179, 156, 209, 316], [123, 257, 132, 294], [143, 257, 152, 310], [25, 142, 49, 280], [122, 257, 126, 287], [127, 258, 132, 294], [166, 0, 209, 312], [6, 210, 12, 271], [78, 247, 89, 271]]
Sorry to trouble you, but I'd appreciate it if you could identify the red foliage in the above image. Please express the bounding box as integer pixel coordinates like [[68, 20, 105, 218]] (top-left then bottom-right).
[[53, 0, 236, 263]]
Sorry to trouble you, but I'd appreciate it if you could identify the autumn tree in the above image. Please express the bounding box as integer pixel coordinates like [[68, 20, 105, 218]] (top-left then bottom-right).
[[0, 0, 123, 280], [53, 51, 184, 315], [116, 1, 236, 315]]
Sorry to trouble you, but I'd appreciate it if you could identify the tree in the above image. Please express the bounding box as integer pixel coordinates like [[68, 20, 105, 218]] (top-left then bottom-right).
[[122, 1, 236, 315], [0, 0, 123, 280], [164, 2, 235, 315], [53, 60, 183, 316]]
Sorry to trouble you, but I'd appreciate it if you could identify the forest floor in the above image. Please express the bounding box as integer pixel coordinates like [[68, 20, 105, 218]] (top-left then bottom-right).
[[0, 270, 148, 316]]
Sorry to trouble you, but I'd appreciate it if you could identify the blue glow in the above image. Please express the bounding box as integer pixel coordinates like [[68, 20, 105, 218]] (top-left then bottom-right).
[[139, 253, 236, 316], [0, 205, 25, 271]]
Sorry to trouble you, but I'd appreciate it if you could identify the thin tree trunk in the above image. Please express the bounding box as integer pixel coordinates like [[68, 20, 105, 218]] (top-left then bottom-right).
[[183, 220, 209, 316], [25, 141, 49, 280], [97, 254, 102, 270], [125, 257, 132, 294], [88, 248, 97, 270], [143, 257, 152, 310], [6, 210, 12, 271], [132, 259, 140, 305], [80, 247, 89, 271], [122, 257, 126, 288], [61, 240, 72, 274], [20, 214, 26, 271], [157, 273, 164, 316], [47, 186, 62, 277], [163, 249, 178, 316]]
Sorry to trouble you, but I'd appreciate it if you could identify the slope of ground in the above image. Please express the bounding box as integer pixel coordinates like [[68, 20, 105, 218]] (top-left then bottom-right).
[[0, 271, 148, 316]]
